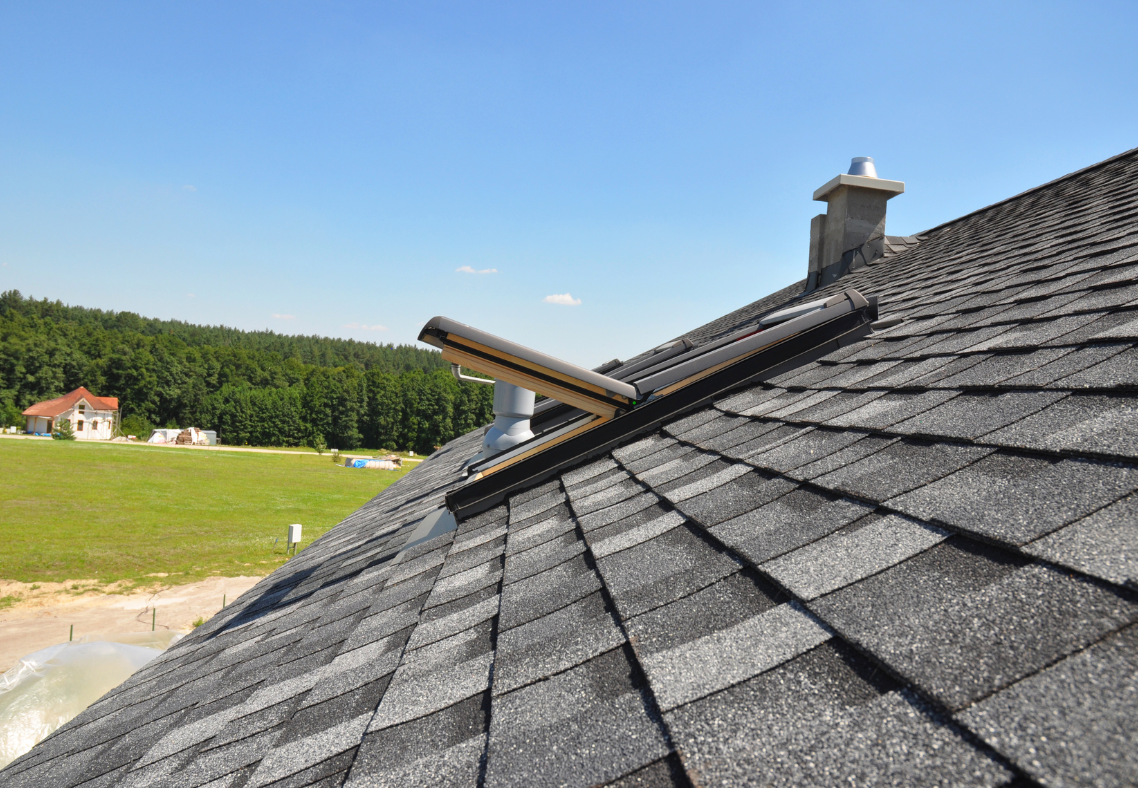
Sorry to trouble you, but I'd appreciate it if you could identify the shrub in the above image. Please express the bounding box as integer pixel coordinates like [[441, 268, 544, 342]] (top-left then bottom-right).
[[53, 419, 76, 440], [311, 434, 327, 455], [120, 414, 154, 439]]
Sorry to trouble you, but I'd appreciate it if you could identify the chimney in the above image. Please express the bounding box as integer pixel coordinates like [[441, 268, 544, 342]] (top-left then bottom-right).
[[807, 157, 904, 291]]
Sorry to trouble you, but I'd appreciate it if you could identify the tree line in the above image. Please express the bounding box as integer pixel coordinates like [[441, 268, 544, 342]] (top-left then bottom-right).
[[0, 290, 494, 453]]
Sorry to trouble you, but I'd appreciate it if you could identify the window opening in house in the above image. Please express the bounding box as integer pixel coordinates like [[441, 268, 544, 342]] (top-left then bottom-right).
[[78, 404, 85, 415], [77, 420, 84, 431]]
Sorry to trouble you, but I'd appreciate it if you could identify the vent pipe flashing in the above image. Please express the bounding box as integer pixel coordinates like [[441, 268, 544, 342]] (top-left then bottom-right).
[[482, 381, 535, 459], [807, 157, 904, 291]]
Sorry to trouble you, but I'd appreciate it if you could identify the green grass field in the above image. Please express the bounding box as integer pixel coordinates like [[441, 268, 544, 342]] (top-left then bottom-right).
[[0, 439, 412, 586]]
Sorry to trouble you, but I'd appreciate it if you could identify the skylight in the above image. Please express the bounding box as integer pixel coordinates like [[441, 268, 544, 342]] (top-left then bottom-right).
[[420, 288, 878, 518]]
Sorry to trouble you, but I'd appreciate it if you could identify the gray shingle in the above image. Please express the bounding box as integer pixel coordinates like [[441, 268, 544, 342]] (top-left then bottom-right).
[[892, 390, 1067, 440], [562, 456, 620, 488], [784, 431, 893, 481], [503, 531, 585, 585], [610, 433, 675, 465], [812, 539, 1138, 710], [1025, 494, 1138, 587], [716, 423, 805, 462], [678, 413, 757, 446], [784, 390, 885, 424], [369, 624, 494, 731], [493, 592, 625, 695], [654, 461, 751, 503], [623, 571, 781, 655], [1000, 341, 1129, 386], [245, 715, 366, 788], [696, 417, 785, 453], [934, 348, 1074, 388], [665, 641, 1010, 788], [424, 556, 503, 609], [347, 693, 486, 788], [709, 490, 875, 565], [639, 601, 831, 711], [888, 452, 1138, 545], [504, 504, 575, 554], [813, 438, 993, 503], [576, 491, 660, 533], [1053, 344, 1138, 388], [571, 478, 647, 516], [762, 514, 949, 600], [564, 468, 631, 500], [629, 449, 717, 486], [957, 624, 1138, 788], [986, 392, 1138, 459], [713, 386, 790, 416], [595, 523, 742, 619], [589, 510, 686, 559], [484, 648, 669, 788], [661, 408, 720, 438], [508, 488, 567, 523], [824, 389, 960, 430], [618, 440, 696, 475], [670, 468, 797, 527], [498, 554, 602, 631], [744, 426, 871, 474], [984, 313, 1101, 349], [405, 597, 499, 652]]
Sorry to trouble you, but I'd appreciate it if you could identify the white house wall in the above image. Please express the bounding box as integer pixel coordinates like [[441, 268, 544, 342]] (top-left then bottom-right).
[[27, 403, 117, 439]]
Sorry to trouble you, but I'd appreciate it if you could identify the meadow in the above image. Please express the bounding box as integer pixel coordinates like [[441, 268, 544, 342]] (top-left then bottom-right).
[[0, 439, 411, 587]]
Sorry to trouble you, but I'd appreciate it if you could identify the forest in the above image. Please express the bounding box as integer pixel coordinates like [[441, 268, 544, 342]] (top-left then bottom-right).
[[0, 290, 494, 453]]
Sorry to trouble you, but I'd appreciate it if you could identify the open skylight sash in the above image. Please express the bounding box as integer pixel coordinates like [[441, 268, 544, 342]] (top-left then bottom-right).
[[419, 316, 638, 418], [440, 339, 632, 418]]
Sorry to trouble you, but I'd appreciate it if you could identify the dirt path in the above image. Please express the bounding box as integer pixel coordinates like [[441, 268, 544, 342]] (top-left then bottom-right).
[[0, 576, 263, 672]]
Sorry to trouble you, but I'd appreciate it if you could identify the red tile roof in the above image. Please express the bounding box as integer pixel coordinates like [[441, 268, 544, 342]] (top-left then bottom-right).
[[22, 387, 119, 417]]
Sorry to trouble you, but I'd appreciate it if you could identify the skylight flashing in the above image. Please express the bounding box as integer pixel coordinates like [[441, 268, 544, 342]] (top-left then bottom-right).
[[629, 291, 869, 396], [445, 290, 877, 518], [609, 339, 695, 381]]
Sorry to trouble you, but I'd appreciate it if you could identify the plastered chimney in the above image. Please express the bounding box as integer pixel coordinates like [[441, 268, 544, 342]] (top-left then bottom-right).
[[807, 157, 904, 291]]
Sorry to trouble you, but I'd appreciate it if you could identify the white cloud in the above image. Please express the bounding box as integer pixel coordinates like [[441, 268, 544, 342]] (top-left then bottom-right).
[[543, 293, 582, 306], [187, 293, 196, 298], [183, 185, 197, 192], [456, 265, 499, 274], [342, 322, 388, 331], [272, 313, 296, 320]]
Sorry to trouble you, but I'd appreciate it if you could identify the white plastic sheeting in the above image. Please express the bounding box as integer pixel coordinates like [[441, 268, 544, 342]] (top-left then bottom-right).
[[0, 631, 181, 768], [347, 459, 400, 469]]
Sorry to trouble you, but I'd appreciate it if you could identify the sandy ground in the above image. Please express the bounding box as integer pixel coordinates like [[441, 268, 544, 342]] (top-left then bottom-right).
[[0, 576, 263, 673]]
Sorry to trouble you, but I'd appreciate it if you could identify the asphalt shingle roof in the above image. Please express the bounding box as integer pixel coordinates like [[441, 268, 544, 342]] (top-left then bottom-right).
[[7, 148, 1138, 787]]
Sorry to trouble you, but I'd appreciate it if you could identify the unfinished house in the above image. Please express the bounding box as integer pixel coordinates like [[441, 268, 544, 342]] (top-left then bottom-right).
[[4, 148, 1138, 787], [22, 386, 119, 440]]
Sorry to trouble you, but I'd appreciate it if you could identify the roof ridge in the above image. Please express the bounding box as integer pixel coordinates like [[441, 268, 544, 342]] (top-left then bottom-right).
[[916, 146, 1138, 239]]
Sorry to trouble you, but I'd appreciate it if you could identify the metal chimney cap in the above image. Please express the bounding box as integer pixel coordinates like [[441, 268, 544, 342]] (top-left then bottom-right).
[[848, 157, 878, 178]]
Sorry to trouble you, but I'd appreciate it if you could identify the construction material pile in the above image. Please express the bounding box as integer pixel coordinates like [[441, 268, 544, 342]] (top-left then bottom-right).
[[345, 454, 403, 470]]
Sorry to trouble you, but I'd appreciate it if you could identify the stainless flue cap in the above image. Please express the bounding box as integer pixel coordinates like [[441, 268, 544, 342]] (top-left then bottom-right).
[[847, 156, 878, 178]]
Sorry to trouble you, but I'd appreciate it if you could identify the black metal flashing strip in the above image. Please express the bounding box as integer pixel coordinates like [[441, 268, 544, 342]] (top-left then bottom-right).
[[446, 302, 876, 520]]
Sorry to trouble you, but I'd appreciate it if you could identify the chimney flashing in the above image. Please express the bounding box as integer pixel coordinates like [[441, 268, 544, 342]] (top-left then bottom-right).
[[813, 173, 905, 202]]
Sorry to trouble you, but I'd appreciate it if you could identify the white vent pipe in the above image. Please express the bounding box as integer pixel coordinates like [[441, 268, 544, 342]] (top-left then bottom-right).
[[482, 381, 535, 458]]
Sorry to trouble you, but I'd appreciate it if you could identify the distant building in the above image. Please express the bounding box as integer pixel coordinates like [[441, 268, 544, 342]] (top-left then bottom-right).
[[22, 387, 119, 440]]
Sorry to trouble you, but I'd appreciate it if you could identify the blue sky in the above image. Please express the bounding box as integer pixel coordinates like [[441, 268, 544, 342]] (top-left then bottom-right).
[[1, 2, 1135, 366]]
